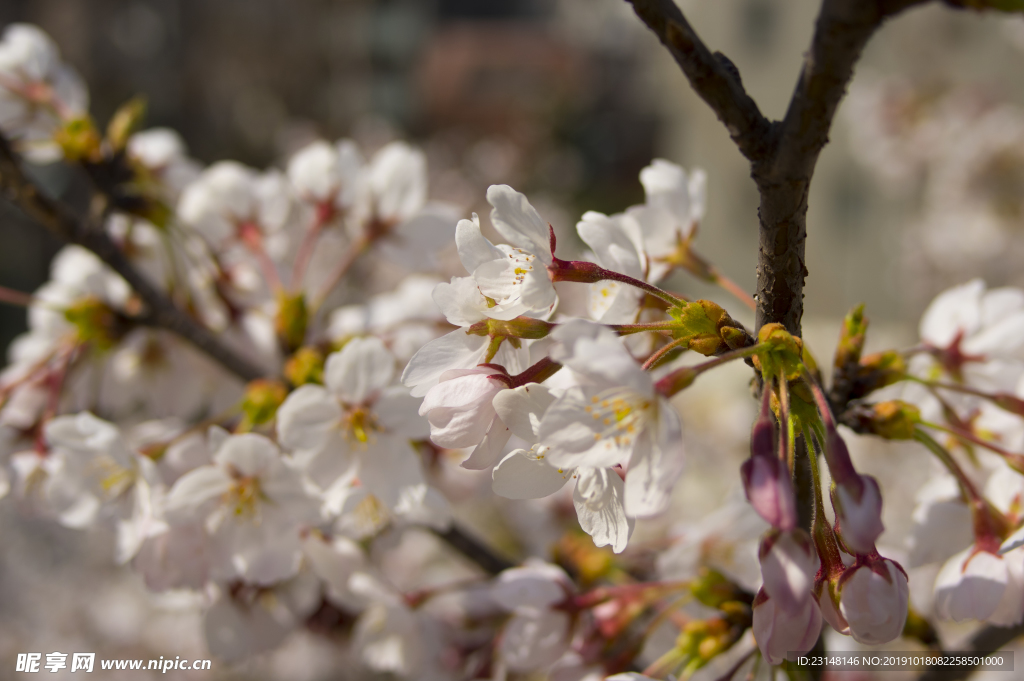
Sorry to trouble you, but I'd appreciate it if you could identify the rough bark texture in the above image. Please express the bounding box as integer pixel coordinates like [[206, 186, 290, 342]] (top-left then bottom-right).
[[627, 0, 928, 336]]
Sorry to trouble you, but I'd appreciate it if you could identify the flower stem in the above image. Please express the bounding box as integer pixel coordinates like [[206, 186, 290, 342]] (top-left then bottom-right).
[[918, 420, 1024, 473], [654, 343, 761, 397], [311, 233, 371, 311], [290, 203, 335, 291], [611, 321, 684, 336], [549, 258, 686, 307], [0, 284, 35, 307], [642, 336, 689, 371]]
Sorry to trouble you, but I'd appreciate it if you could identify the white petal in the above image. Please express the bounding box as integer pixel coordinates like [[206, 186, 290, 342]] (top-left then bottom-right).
[[492, 450, 570, 499], [492, 382, 555, 443], [325, 336, 396, 404], [402, 329, 487, 397], [624, 402, 685, 517], [456, 213, 504, 274], [486, 184, 552, 262], [369, 141, 427, 222], [573, 467, 633, 553], [276, 385, 342, 453]]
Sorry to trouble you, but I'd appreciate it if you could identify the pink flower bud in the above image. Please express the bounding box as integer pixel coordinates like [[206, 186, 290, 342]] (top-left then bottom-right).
[[759, 529, 817, 614], [838, 556, 909, 645], [831, 474, 884, 555], [742, 456, 797, 530], [816, 580, 849, 635], [752, 588, 822, 666]]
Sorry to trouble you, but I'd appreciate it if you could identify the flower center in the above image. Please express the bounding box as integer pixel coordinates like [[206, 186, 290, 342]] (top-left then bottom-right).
[[225, 474, 261, 518], [343, 406, 380, 445], [584, 388, 651, 449]]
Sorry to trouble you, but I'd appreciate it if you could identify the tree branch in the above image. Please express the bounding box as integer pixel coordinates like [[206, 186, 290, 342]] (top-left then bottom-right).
[[0, 133, 266, 383], [625, 0, 774, 164], [754, 0, 930, 335], [433, 525, 514, 576]]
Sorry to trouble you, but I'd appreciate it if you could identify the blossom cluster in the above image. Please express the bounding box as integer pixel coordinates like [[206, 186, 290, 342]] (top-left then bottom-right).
[[3, 21, 1024, 681]]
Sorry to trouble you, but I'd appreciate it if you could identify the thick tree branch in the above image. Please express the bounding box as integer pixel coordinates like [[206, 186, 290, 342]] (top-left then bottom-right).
[[0, 133, 266, 383], [755, 0, 930, 335], [625, 0, 774, 164]]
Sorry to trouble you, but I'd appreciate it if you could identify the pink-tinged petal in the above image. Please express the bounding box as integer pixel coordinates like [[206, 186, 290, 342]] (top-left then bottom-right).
[[492, 383, 555, 444], [751, 589, 822, 665], [402, 329, 486, 397], [839, 557, 909, 644], [486, 184, 552, 262], [492, 450, 570, 499], [624, 404, 685, 517], [276, 385, 342, 453], [573, 467, 633, 554], [325, 336, 396, 404], [759, 530, 818, 615]]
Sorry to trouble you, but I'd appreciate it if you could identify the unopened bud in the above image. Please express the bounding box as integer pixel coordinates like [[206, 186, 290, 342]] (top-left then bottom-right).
[[64, 297, 124, 350], [855, 350, 906, 397], [848, 400, 920, 440], [837, 555, 909, 645], [55, 115, 103, 163], [691, 568, 746, 610], [275, 291, 308, 351], [758, 529, 817, 614], [669, 300, 742, 357], [107, 96, 147, 152], [742, 456, 798, 530], [834, 304, 867, 370], [240, 379, 288, 428], [751, 587, 822, 665], [284, 347, 324, 386], [755, 323, 804, 382], [831, 474, 884, 555]]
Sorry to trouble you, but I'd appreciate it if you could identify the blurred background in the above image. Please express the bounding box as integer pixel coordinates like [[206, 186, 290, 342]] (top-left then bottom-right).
[[4, 0, 1024, 350], [3, 0, 1024, 678]]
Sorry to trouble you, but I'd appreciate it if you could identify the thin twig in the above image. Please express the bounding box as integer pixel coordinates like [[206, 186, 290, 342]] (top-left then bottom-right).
[[0, 132, 266, 382], [432, 525, 514, 576]]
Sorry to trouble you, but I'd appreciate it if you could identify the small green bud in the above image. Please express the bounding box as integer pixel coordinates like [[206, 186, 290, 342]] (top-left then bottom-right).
[[834, 304, 867, 371], [107, 96, 147, 152], [55, 115, 103, 163], [284, 347, 324, 386], [275, 292, 308, 351], [64, 297, 123, 350], [240, 379, 288, 428], [851, 400, 920, 440], [669, 300, 742, 356], [856, 350, 907, 395], [691, 568, 744, 610], [755, 323, 804, 382]]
